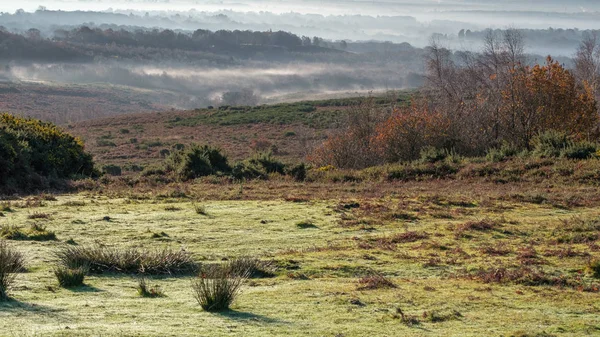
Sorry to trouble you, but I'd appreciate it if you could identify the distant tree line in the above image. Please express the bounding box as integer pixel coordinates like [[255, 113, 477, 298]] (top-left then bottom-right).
[[55, 26, 311, 51]]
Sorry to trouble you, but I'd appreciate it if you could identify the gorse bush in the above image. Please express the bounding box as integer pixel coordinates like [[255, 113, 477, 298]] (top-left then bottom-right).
[[54, 245, 198, 275], [532, 131, 598, 159], [0, 240, 25, 301], [191, 259, 251, 312], [0, 113, 97, 191], [531, 131, 571, 158], [166, 144, 231, 180], [561, 141, 598, 160], [486, 142, 520, 162], [232, 151, 285, 180]]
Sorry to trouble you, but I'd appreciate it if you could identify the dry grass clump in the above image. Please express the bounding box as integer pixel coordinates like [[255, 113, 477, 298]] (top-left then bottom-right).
[[361, 231, 430, 250], [54, 245, 198, 275], [0, 240, 25, 301], [27, 212, 51, 220], [480, 243, 512, 256], [295, 220, 318, 229], [466, 266, 599, 291], [454, 218, 501, 238], [193, 203, 208, 215], [137, 276, 165, 298], [357, 271, 397, 290], [191, 259, 251, 312], [228, 257, 276, 278]]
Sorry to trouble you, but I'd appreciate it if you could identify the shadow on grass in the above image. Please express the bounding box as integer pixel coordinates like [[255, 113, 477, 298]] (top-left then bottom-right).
[[64, 284, 104, 293], [212, 309, 286, 325], [0, 298, 64, 315]]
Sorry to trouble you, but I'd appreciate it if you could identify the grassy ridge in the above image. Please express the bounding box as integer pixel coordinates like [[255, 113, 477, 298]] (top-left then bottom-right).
[[171, 95, 410, 128]]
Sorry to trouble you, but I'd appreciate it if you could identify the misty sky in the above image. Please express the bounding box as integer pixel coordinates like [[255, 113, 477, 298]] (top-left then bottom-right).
[[3, 0, 600, 17]]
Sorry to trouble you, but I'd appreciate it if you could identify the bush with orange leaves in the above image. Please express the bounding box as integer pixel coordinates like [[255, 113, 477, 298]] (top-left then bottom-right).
[[372, 99, 451, 163], [500, 57, 598, 148], [312, 39, 599, 169]]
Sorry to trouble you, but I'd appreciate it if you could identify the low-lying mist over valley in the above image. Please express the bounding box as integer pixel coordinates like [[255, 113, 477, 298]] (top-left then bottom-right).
[[0, 1, 597, 122]]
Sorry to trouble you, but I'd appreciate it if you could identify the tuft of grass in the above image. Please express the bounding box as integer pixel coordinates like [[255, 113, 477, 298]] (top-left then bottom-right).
[[54, 265, 88, 288], [392, 307, 421, 326], [191, 259, 251, 312], [0, 240, 25, 301], [27, 212, 51, 220], [357, 271, 396, 290], [589, 260, 600, 278], [194, 203, 208, 216], [25, 224, 57, 241], [54, 245, 198, 275], [296, 220, 318, 229], [455, 218, 500, 238], [62, 200, 86, 207], [150, 231, 170, 239], [0, 202, 13, 213], [422, 310, 462, 323], [228, 257, 276, 278], [137, 276, 165, 298]]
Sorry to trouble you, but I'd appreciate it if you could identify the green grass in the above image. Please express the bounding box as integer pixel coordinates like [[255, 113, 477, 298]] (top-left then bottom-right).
[[0, 192, 599, 336], [171, 94, 410, 128]]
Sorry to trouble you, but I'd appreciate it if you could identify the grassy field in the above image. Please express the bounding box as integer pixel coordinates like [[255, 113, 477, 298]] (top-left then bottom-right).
[[2, 178, 600, 336]]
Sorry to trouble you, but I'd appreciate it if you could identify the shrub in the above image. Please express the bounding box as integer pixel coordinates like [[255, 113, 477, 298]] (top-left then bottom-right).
[[561, 141, 598, 160], [419, 146, 448, 164], [167, 144, 231, 180], [249, 152, 285, 175], [141, 165, 166, 177], [286, 163, 307, 182], [0, 113, 97, 191], [232, 152, 285, 180], [54, 245, 198, 275], [137, 276, 164, 298], [191, 260, 250, 312], [54, 265, 88, 288], [531, 131, 570, 158], [0, 240, 25, 301], [486, 142, 519, 162], [102, 164, 122, 176]]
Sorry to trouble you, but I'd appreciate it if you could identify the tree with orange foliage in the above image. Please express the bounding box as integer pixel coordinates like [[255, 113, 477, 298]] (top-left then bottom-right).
[[501, 57, 598, 148], [372, 99, 450, 162]]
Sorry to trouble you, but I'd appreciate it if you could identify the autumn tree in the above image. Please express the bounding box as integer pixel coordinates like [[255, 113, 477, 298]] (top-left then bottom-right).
[[502, 57, 598, 147]]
